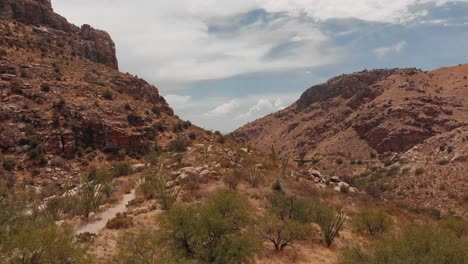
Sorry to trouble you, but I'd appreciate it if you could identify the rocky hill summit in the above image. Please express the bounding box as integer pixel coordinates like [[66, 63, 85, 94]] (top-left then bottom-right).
[[0, 0, 118, 69], [233, 66, 468, 214]]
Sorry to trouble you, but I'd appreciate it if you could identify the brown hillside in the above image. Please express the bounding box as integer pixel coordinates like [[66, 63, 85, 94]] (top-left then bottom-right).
[[232, 66, 468, 215]]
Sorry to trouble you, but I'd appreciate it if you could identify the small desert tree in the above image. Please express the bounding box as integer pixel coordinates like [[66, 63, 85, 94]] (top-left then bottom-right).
[[353, 208, 392, 236], [116, 191, 260, 263], [261, 193, 318, 252]]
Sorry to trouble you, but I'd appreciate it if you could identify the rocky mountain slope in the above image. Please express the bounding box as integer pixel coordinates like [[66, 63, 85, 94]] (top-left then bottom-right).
[[0, 0, 199, 188], [232, 66, 468, 215]]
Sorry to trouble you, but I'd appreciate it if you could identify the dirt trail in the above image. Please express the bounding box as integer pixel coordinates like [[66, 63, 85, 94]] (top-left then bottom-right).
[[76, 188, 136, 234]]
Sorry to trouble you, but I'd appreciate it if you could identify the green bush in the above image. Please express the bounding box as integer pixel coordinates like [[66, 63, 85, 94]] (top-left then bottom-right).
[[0, 191, 90, 263], [112, 162, 131, 177], [117, 191, 260, 263], [262, 193, 319, 252], [167, 136, 189, 152], [353, 208, 393, 236], [339, 225, 468, 264]]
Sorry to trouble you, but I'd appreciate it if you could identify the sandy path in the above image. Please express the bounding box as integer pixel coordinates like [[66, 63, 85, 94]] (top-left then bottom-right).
[[76, 188, 136, 234]]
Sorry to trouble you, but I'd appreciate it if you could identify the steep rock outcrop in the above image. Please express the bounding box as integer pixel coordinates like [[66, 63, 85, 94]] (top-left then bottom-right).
[[0, 0, 119, 69]]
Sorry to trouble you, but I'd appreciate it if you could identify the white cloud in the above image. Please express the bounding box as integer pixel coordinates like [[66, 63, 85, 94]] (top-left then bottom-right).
[[235, 97, 286, 120], [164, 94, 191, 109], [53, 0, 464, 86], [205, 100, 241, 117], [373, 41, 408, 59]]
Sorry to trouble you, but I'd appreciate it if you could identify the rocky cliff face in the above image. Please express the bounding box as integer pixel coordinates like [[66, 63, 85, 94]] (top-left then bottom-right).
[[232, 66, 468, 214], [0, 0, 118, 69], [0, 6, 192, 179]]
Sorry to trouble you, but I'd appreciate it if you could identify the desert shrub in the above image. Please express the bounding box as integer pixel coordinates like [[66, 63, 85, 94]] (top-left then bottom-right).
[[339, 225, 468, 264], [440, 216, 468, 238], [188, 132, 196, 140], [336, 158, 344, 165], [151, 106, 161, 116], [415, 168, 425, 175], [340, 184, 350, 193], [95, 169, 113, 198], [0, 192, 89, 263], [78, 177, 103, 219], [152, 121, 165, 132], [437, 159, 449, 165], [123, 103, 131, 111], [127, 113, 143, 126], [271, 178, 285, 193], [447, 146, 454, 153], [247, 167, 262, 188], [316, 205, 346, 247], [261, 193, 319, 252], [28, 145, 45, 164], [10, 81, 23, 96], [224, 171, 241, 190], [2, 158, 16, 171], [112, 162, 131, 178], [385, 166, 400, 177], [41, 82, 50, 92], [41, 196, 65, 222], [353, 208, 393, 236], [141, 166, 180, 210], [172, 121, 185, 132], [167, 136, 189, 152], [117, 191, 260, 263], [216, 134, 226, 144], [106, 213, 134, 229], [103, 143, 120, 154], [103, 90, 114, 100]]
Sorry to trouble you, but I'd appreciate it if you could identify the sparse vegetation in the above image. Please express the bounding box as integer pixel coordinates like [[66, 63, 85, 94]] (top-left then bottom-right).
[[340, 225, 468, 264]]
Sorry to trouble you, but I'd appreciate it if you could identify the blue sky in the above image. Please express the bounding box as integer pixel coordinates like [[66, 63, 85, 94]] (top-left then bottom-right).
[[54, 0, 468, 132]]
